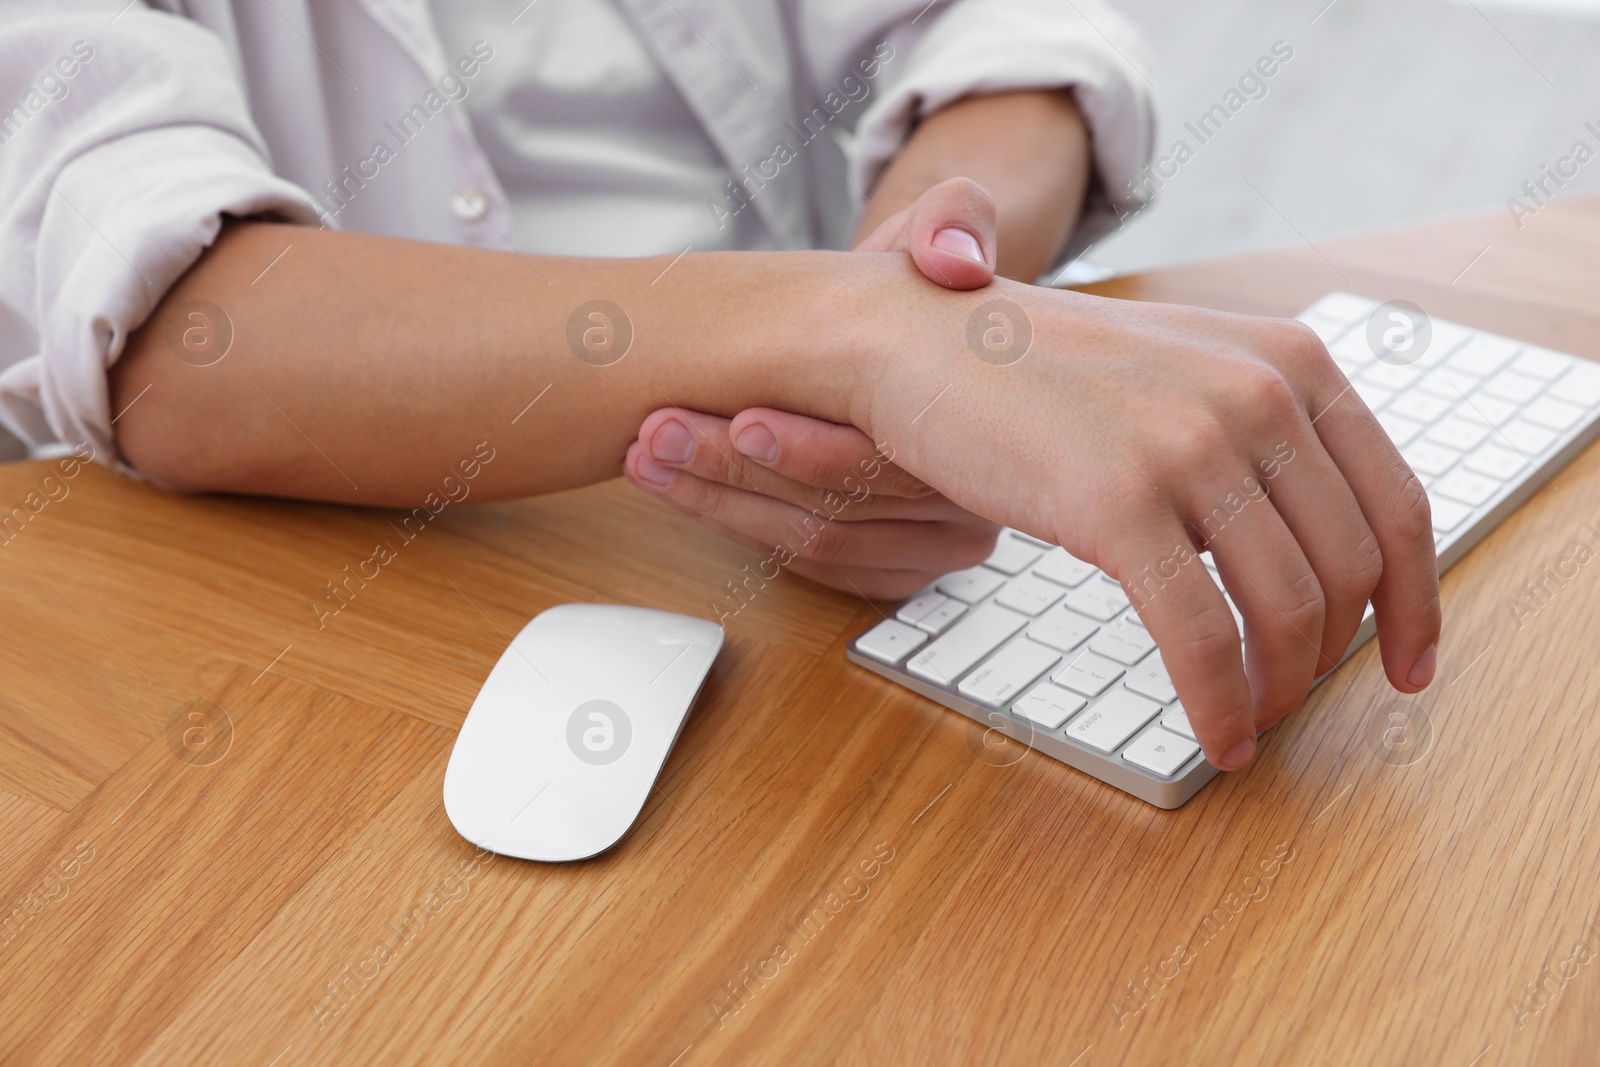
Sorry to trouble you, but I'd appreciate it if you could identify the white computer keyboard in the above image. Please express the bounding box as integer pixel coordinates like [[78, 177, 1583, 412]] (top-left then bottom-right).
[[847, 293, 1600, 807]]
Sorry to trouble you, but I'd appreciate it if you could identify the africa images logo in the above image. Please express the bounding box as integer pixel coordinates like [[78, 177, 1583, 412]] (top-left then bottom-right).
[[566, 700, 632, 765]]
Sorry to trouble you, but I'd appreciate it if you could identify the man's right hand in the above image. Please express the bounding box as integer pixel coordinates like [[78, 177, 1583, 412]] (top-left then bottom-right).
[[854, 273, 1441, 772]]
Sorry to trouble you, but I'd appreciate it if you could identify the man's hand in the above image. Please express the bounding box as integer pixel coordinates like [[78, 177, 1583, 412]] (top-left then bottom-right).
[[854, 277, 1441, 775], [850, 176, 997, 290], [624, 407, 998, 599], [624, 178, 1005, 598]]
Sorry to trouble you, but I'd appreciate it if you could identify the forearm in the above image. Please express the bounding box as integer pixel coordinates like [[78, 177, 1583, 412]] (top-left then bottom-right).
[[112, 222, 890, 504], [852, 90, 1092, 280]]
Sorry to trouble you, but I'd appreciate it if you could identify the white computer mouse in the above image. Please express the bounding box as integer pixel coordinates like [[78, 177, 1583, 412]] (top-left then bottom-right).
[[442, 603, 723, 862]]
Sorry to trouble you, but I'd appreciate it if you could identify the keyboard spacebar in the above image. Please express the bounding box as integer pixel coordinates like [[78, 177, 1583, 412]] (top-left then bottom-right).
[[906, 603, 1028, 687]]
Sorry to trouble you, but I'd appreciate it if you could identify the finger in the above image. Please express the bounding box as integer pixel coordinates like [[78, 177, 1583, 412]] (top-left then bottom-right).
[[1113, 522, 1256, 770], [903, 177, 997, 291], [1293, 333, 1442, 692], [679, 508, 946, 601], [851, 205, 911, 254], [1249, 433, 1383, 689], [728, 407, 935, 498], [631, 465, 944, 600], [1201, 486, 1324, 732], [625, 443, 997, 573], [638, 408, 970, 519]]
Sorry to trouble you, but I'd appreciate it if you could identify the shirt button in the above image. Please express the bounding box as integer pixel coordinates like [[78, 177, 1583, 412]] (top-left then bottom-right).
[[451, 186, 488, 221]]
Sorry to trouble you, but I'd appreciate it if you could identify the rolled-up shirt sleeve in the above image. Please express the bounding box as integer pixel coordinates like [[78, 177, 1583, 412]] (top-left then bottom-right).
[[823, 0, 1157, 271], [0, 5, 320, 464]]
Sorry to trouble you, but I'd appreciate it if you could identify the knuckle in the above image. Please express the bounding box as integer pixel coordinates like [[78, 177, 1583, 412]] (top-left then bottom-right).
[[673, 474, 727, 519], [1265, 319, 1336, 379], [1232, 361, 1299, 427], [1388, 471, 1433, 543], [1339, 532, 1385, 601], [718, 448, 759, 489], [1282, 318, 1332, 363], [1274, 569, 1327, 635], [795, 450, 840, 490], [1165, 604, 1242, 665], [798, 516, 850, 565], [1160, 420, 1230, 474]]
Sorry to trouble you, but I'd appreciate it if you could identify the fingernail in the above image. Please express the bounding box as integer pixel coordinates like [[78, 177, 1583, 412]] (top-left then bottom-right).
[[1408, 643, 1437, 688], [931, 227, 985, 264], [650, 419, 694, 464], [733, 423, 779, 464], [1219, 736, 1256, 771]]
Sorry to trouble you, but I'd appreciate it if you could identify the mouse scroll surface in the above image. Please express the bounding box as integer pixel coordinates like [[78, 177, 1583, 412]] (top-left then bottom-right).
[[443, 604, 723, 862]]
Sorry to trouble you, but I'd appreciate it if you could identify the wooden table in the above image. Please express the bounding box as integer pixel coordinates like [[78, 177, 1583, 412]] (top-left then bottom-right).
[[3, 197, 1599, 1066]]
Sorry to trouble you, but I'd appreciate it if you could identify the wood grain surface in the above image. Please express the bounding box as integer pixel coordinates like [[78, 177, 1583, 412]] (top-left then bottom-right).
[[2, 197, 1598, 1065]]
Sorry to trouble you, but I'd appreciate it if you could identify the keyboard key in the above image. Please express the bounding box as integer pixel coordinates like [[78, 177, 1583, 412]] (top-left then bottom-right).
[[1054, 649, 1125, 697], [1066, 688, 1163, 753], [1012, 681, 1086, 730], [856, 620, 928, 665], [1419, 366, 1481, 402], [1122, 726, 1202, 777], [936, 566, 1006, 604], [1316, 292, 1379, 322], [1375, 410, 1424, 447], [1426, 418, 1490, 452], [1033, 549, 1097, 589], [1450, 335, 1520, 376], [1400, 440, 1462, 477], [906, 603, 1027, 686], [1361, 361, 1423, 391], [1315, 292, 1379, 323], [1501, 420, 1557, 455], [1090, 619, 1158, 665], [1513, 348, 1571, 380], [917, 599, 967, 634], [1548, 363, 1600, 408], [1386, 391, 1450, 423], [1124, 651, 1178, 704], [1066, 577, 1131, 622], [958, 638, 1061, 707], [1464, 444, 1526, 481], [994, 573, 1066, 616], [1482, 370, 1544, 404], [1454, 394, 1518, 428], [1522, 397, 1585, 432], [896, 590, 947, 626], [1161, 702, 1196, 741], [1430, 498, 1472, 534], [1027, 607, 1100, 652], [1424, 319, 1473, 364], [1297, 310, 1350, 344], [1433, 469, 1500, 508], [1330, 329, 1380, 366], [984, 535, 1044, 576]]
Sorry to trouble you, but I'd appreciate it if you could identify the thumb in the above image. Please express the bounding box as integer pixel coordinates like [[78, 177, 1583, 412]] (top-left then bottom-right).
[[905, 177, 997, 291]]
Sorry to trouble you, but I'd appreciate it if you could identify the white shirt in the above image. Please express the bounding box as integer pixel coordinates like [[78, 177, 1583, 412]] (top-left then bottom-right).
[[431, 0, 771, 255], [0, 0, 1155, 462]]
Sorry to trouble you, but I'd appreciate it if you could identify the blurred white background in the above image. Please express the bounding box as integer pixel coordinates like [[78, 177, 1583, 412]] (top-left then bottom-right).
[[1079, 0, 1600, 274]]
